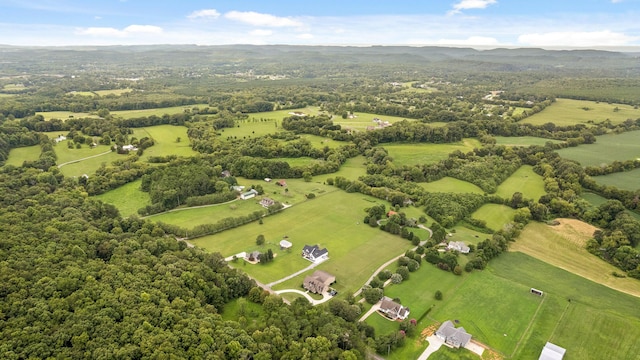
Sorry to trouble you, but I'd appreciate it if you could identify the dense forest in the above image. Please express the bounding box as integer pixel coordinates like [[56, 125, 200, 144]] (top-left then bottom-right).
[[2, 45, 640, 358]]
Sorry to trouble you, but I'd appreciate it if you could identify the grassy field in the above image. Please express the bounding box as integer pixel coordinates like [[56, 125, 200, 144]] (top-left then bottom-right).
[[315, 155, 368, 183], [556, 130, 640, 167], [131, 125, 198, 160], [67, 91, 95, 97], [384, 139, 481, 166], [449, 225, 492, 246], [495, 165, 546, 201], [52, 140, 123, 177], [471, 204, 516, 231], [94, 88, 132, 96], [495, 136, 563, 147], [57, 151, 123, 178], [510, 219, 640, 298], [94, 179, 150, 217], [191, 190, 414, 293], [4, 145, 41, 166], [592, 167, 640, 192], [333, 112, 416, 131], [111, 103, 210, 118], [419, 177, 485, 194], [522, 98, 640, 126], [490, 252, 640, 359], [36, 111, 97, 120]]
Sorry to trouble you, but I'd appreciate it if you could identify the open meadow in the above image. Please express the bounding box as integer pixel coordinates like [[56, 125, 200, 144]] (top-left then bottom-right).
[[419, 177, 484, 194], [190, 190, 415, 292], [315, 155, 368, 182], [36, 110, 97, 120], [131, 124, 198, 160], [333, 112, 415, 131], [94, 179, 150, 217], [3, 145, 40, 167], [384, 139, 481, 166], [93, 88, 133, 96], [592, 167, 640, 192], [522, 98, 640, 126], [510, 219, 640, 297], [471, 204, 516, 231], [52, 140, 122, 177], [556, 130, 640, 167], [495, 165, 546, 201], [494, 136, 563, 147]]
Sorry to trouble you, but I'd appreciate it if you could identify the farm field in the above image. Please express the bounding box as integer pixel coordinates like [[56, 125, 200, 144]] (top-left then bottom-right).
[[419, 177, 484, 194], [522, 98, 640, 126], [52, 140, 123, 177], [494, 136, 563, 147], [111, 103, 210, 118], [4, 145, 40, 166], [315, 155, 368, 182], [449, 224, 492, 246], [495, 165, 546, 201], [67, 91, 95, 97], [471, 204, 516, 231], [94, 179, 150, 217], [93, 88, 132, 96], [556, 130, 640, 167], [510, 219, 640, 298], [580, 192, 640, 223], [384, 139, 482, 166], [131, 125, 198, 160], [57, 151, 122, 177], [191, 190, 414, 292], [333, 112, 415, 131], [36, 110, 97, 120], [490, 252, 640, 359], [592, 167, 640, 191]]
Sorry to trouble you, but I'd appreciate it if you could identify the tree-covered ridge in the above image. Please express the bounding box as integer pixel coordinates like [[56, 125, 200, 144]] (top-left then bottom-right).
[[0, 166, 370, 359]]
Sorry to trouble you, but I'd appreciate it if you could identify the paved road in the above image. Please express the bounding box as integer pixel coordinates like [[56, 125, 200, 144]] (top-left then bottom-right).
[[57, 150, 112, 168], [417, 335, 444, 360]]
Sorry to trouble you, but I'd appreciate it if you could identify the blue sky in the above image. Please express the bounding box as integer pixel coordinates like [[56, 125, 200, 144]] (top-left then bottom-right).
[[1, 0, 639, 48]]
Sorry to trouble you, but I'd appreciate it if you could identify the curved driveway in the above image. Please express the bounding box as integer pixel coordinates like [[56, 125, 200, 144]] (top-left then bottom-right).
[[274, 289, 332, 305]]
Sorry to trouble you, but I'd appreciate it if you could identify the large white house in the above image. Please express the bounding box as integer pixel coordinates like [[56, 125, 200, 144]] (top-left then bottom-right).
[[301, 244, 329, 263]]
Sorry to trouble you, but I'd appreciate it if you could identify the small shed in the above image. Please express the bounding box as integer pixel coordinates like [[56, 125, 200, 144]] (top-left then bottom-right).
[[539, 342, 566, 360], [279, 239, 292, 250]]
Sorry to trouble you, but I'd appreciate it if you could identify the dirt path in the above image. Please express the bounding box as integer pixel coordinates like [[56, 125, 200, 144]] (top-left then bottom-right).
[[57, 150, 112, 168]]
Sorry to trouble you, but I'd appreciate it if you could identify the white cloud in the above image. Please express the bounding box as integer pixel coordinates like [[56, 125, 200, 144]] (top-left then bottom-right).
[[187, 9, 220, 20], [518, 30, 636, 47], [76, 25, 163, 37], [250, 29, 273, 36], [297, 33, 314, 39], [449, 0, 497, 15], [224, 11, 302, 27], [436, 36, 499, 46]]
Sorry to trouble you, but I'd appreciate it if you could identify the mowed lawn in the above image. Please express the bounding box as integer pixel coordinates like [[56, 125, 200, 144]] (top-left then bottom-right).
[[511, 219, 640, 298], [94, 179, 151, 217], [333, 112, 415, 131], [419, 177, 484, 194], [593, 167, 640, 192], [315, 155, 368, 183], [131, 125, 198, 160], [489, 252, 640, 360], [4, 145, 41, 166], [471, 204, 516, 231], [495, 165, 546, 201], [147, 197, 263, 229], [556, 130, 640, 167], [36, 111, 98, 120], [522, 98, 640, 126], [191, 191, 414, 292], [384, 139, 481, 166], [53, 141, 122, 177], [494, 136, 564, 147], [111, 103, 210, 118]]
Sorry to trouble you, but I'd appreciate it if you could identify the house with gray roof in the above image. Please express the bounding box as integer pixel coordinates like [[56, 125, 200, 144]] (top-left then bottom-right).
[[435, 320, 472, 348], [378, 297, 410, 321], [301, 244, 329, 263], [447, 241, 470, 254]]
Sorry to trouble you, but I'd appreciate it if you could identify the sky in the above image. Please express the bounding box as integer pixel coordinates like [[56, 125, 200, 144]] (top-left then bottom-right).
[[1, 0, 639, 49]]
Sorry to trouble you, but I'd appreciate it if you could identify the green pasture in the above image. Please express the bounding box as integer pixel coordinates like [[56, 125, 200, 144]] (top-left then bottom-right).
[[2, 84, 26, 91], [333, 112, 415, 131], [111, 103, 210, 118], [495, 165, 546, 201], [420, 177, 485, 194], [53, 140, 123, 177], [57, 151, 122, 178], [191, 191, 414, 292], [36, 111, 97, 120], [53, 141, 111, 164], [383, 139, 481, 166], [275, 157, 324, 168], [449, 225, 492, 246], [66, 91, 95, 97], [556, 130, 640, 167], [0, 93, 16, 98], [299, 134, 346, 149], [94, 179, 150, 217], [131, 125, 198, 160], [4, 145, 41, 166], [315, 155, 368, 183], [147, 198, 261, 229], [220, 297, 265, 322], [522, 98, 640, 126], [490, 252, 640, 359], [471, 204, 516, 231], [94, 88, 132, 96], [428, 346, 480, 360], [593, 167, 640, 192], [494, 136, 563, 147]]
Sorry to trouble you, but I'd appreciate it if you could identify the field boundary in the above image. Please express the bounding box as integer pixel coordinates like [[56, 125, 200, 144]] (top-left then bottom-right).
[[511, 295, 546, 358]]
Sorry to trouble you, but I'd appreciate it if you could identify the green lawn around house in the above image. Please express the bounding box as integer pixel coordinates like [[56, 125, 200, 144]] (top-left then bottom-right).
[[495, 165, 546, 201], [131, 125, 198, 160], [383, 139, 482, 166], [522, 98, 640, 126]]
